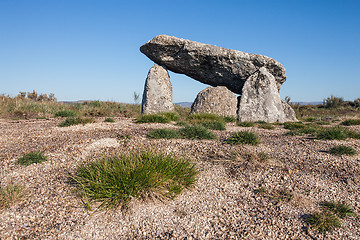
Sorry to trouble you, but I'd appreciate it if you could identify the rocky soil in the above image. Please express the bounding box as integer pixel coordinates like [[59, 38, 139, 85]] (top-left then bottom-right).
[[0, 117, 359, 239]]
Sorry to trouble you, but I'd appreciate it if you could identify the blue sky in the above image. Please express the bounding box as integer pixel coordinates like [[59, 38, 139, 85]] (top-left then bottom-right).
[[1, 0, 359, 103]]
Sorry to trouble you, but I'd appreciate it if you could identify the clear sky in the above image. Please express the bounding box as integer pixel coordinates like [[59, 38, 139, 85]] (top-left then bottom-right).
[[1, 0, 359, 103]]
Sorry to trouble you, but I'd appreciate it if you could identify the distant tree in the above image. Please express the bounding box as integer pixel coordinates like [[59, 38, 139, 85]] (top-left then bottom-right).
[[133, 92, 140, 105]]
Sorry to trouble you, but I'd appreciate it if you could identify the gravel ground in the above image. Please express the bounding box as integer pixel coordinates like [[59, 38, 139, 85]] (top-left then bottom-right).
[[0, 117, 359, 239]]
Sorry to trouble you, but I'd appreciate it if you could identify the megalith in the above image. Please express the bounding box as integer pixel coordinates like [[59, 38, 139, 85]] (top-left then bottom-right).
[[238, 67, 286, 123], [191, 86, 237, 117], [140, 35, 286, 94], [141, 64, 174, 114]]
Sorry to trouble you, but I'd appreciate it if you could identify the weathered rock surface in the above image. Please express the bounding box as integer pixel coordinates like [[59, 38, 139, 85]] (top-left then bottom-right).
[[140, 35, 286, 94], [281, 100, 298, 122], [141, 64, 174, 114], [191, 86, 238, 117], [238, 67, 286, 123]]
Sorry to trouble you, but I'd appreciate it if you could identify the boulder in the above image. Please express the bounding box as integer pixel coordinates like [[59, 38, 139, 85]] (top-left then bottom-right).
[[238, 67, 286, 123], [141, 64, 174, 114], [191, 86, 238, 117], [281, 100, 298, 122], [140, 35, 286, 95]]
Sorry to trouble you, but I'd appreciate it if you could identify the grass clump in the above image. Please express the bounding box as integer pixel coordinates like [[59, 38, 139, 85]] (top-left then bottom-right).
[[71, 149, 198, 209], [284, 122, 305, 130], [147, 129, 181, 139], [54, 110, 78, 118], [17, 152, 47, 166], [223, 116, 237, 122], [237, 121, 255, 127], [59, 117, 95, 127], [0, 183, 27, 208], [137, 114, 170, 123], [341, 119, 360, 126], [200, 120, 226, 130], [187, 113, 222, 122], [179, 125, 216, 140], [328, 145, 357, 156], [257, 123, 275, 130], [104, 117, 115, 123], [321, 201, 356, 219], [226, 131, 260, 145], [305, 211, 341, 234], [317, 127, 348, 140]]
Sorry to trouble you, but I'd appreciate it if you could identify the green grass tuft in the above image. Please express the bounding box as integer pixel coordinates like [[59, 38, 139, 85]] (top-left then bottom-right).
[[179, 125, 216, 140], [223, 116, 237, 122], [317, 127, 348, 140], [0, 183, 27, 208], [305, 211, 341, 234], [284, 122, 305, 130], [104, 117, 115, 123], [147, 128, 181, 139], [257, 123, 275, 130], [321, 201, 356, 219], [328, 145, 357, 156], [341, 119, 360, 126], [200, 120, 226, 130], [237, 121, 255, 127], [17, 152, 47, 166], [71, 149, 198, 209], [136, 113, 173, 123], [226, 131, 260, 145], [59, 117, 95, 127], [187, 113, 222, 121]]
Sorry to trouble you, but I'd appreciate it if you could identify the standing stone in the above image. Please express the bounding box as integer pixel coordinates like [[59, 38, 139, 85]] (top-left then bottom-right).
[[281, 100, 298, 122], [191, 86, 238, 117], [238, 67, 286, 123], [140, 35, 286, 94], [141, 64, 174, 114]]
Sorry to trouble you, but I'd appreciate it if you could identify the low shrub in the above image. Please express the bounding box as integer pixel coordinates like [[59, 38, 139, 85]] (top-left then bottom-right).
[[284, 122, 304, 130], [0, 183, 27, 208], [187, 113, 222, 122], [59, 117, 95, 127], [71, 149, 198, 209], [161, 112, 179, 121], [17, 152, 47, 166], [304, 117, 317, 122], [341, 119, 360, 126], [104, 117, 115, 123], [328, 145, 357, 156], [237, 121, 255, 127], [226, 131, 260, 145]]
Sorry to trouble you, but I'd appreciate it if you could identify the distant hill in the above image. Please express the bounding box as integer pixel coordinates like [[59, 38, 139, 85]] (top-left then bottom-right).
[[174, 102, 192, 108]]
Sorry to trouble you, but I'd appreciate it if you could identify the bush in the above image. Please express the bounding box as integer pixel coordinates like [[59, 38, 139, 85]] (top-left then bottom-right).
[[226, 131, 260, 145], [59, 117, 95, 127], [0, 183, 26, 208], [284, 122, 304, 130], [237, 121, 255, 127], [179, 125, 216, 140], [71, 149, 197, 209], [17, 152, 47, 166], [161, 112, 179, 121], [54, 110, 78, 118], [317, 127, 348, 140], [323, 95, 344, 108], [104, 117, 115, 123], [147, 129, 181, 139], [341, 119, 360, 126], [328, 145, 357, 156], [200, 120, 226, 130]]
